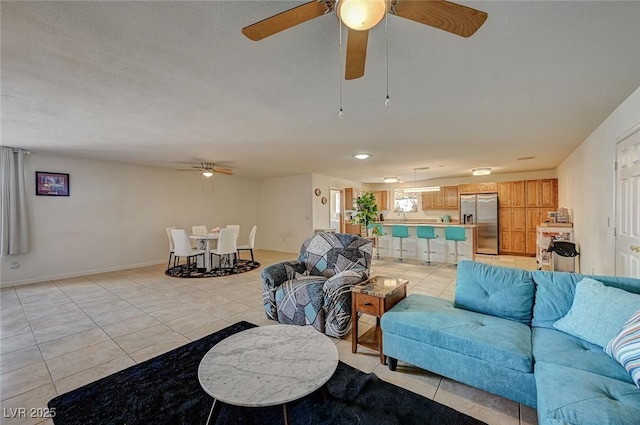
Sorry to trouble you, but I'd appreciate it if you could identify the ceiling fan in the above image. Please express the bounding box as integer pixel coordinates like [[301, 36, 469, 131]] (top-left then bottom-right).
[[176, 162, 234, 177], [242, 0, 488, 80]]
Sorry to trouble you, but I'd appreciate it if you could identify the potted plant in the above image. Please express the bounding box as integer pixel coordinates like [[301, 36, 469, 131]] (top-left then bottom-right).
[[355, 191, 379, 236]]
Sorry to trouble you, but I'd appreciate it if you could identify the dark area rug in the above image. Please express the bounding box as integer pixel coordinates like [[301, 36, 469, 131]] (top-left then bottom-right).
[[165, 259, 260, 278], [49, 321, 486, 425]]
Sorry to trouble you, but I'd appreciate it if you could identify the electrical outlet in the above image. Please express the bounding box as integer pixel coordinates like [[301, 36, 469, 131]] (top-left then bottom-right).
[[10, 261, 20, 270]]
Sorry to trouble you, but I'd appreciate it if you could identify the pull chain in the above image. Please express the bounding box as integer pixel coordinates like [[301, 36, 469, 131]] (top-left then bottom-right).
[[385, 8, 390, 108], [338, 19, 344, 119]]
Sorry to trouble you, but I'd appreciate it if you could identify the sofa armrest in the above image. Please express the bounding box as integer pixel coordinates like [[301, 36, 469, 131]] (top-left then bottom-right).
[[261, 261, 306, 290]]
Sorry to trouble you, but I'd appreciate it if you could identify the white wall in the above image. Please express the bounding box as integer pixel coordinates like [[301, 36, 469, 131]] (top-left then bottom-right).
[[0, 154, 259, 286], [557, 86, 640, 276], [258, 174, 313, 254], [311, 174, 363, 231]]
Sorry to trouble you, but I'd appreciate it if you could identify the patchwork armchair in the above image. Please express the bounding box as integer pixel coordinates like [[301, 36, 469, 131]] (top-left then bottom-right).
[[261, 233, 373, 338]]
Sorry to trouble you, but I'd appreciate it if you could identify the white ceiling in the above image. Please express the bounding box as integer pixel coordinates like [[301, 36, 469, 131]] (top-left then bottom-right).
[[2, 1, 639, 183]]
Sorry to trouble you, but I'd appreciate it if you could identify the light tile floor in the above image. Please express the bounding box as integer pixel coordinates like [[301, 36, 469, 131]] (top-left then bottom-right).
[[0, 251, 539, 425]]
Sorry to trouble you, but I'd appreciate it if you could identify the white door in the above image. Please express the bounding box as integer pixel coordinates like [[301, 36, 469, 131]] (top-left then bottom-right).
[[329, 189, 341, 232], [615, 125, 640, 278]]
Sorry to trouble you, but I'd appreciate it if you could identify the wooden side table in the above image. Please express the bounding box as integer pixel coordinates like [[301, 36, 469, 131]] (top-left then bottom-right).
[[351, 276, 408, 364]]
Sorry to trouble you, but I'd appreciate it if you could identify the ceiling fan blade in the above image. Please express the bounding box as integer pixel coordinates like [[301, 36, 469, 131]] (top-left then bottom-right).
[[345, 28, 369, 80], [213, 169, 234, 176], [393, 0, 487, 38], [242, 1, 328, 41]]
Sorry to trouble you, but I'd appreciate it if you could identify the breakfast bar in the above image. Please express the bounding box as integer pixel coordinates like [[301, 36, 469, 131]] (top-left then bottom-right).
[[374, 222, 477, 264]]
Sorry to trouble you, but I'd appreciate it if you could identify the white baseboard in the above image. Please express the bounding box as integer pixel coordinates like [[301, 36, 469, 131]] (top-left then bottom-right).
[[0, 259, 166, 288]]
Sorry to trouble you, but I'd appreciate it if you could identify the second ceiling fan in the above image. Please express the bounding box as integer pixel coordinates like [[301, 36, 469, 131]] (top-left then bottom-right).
[[242, 0, 488, 80]]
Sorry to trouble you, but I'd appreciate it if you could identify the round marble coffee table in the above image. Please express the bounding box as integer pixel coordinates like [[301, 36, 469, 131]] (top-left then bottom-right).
[[198, 324, 339, 425]]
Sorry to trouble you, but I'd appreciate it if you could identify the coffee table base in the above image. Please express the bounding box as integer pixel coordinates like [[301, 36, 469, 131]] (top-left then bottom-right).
[[204, 399, 290, 425]]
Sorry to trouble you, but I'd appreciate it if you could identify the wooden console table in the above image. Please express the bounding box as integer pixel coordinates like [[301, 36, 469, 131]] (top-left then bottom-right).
[[351, 276, 408, 364]]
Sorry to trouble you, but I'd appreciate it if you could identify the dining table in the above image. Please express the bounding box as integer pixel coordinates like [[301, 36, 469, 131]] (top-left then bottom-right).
[[189, 232, 220, 271]]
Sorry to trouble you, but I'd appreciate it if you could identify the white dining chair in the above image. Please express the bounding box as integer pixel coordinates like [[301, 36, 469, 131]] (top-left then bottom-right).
[[165, 226, 176, 270], [237, 225, 257, 265], [171, 229, 206, 273], [225, 224, 240, 240], [211, 228, 238, 271]]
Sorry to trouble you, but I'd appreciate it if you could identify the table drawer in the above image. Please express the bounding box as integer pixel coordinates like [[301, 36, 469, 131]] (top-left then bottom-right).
[[355, 293, 380, 316]]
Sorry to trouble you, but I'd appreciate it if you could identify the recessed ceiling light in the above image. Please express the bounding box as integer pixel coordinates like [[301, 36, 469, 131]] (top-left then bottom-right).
[[353, 153, 371, 160], [383, 177, 398, 183], [472, 168, 492, 176]]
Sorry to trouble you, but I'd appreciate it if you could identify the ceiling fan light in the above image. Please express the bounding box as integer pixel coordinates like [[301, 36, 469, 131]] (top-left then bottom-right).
[[337, 0, 387, 31], [202, 171, 214, 178], [472, 168, 492, 176]]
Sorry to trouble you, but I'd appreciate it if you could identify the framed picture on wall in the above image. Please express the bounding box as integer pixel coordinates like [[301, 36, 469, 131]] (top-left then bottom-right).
[[36, 171, 70, 196]]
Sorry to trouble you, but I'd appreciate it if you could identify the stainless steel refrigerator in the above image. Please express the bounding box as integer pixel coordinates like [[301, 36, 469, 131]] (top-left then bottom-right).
[[460, 193, 499, 255]]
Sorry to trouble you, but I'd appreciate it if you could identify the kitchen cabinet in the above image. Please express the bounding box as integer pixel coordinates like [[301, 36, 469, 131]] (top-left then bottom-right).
[[497, 181, 525, 207], [498, 179, 558, 256], [344, 187, 364, 211], [443, 186, 459, 208], [458, 182, 497, 194], [373, 190, 389, 211], [421, 189, 443, 209], [539, 179, 557, 208], [499, 207, 526, 254], [512, 181, 525, 207], [525, 180, 540, 208], [421, 186, 457, 210], [497, 182, 512, 207]]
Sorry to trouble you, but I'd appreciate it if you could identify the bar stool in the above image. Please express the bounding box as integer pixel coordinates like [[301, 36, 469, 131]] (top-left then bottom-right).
[[445, 226, 467, 266], [367, 223, 386, 259], [392, 225, 410, 262], [417, 226, 438, 265]]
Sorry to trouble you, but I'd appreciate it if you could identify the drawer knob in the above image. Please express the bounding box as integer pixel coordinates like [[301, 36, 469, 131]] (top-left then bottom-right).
[[363, 302, 373, 306]]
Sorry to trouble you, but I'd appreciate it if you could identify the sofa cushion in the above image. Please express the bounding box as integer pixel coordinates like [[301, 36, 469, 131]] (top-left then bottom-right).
[[531, 271, 640, 329], [382, 294, 533, 373], [552, 278, 640, 347], [535, 362, 640, 425], [605, 309, 640, 387], [454, 261, 535, 325], [532, 327, 633, 384]]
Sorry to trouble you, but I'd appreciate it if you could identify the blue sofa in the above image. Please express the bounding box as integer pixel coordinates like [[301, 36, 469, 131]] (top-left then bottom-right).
[[381, 260, 640, 425]]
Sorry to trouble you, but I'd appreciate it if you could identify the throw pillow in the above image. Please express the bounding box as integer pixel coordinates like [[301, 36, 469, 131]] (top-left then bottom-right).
[[605, 309, 640, 387], [553, 278, 640, 347]]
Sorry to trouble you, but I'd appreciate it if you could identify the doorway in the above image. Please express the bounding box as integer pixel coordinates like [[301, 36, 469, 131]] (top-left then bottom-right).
[[615, 124, 640, 278], [329, 189, 342, 233]]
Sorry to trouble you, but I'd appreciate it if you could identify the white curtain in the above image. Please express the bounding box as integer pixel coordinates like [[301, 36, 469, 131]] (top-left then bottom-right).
[[0, 146, 29, 255]]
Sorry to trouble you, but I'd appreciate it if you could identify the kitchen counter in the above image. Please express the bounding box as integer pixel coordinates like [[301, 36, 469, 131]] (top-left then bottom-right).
[[376, 221, 476, 228], [372, 223, 477, 263]]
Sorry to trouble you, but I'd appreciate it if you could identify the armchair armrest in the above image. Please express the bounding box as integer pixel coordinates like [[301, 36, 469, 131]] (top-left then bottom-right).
[[261, 261, 307, 290], [323, 270, 368, 338], [323, 270, 368, 294]]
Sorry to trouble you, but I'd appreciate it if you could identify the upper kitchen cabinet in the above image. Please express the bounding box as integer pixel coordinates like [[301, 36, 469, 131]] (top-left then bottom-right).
[[443, 186, 459, 208], [373, 190, 389, 211], [458, 182, 497, 194], [343, 187, 363, 211], [525, 179, 558, 208], [497, 181, 525, 207], [525, 180, 540, 207], [539, 179, 558, 208], [421, 186, 457, 210], [422, 189, 444, 209]]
